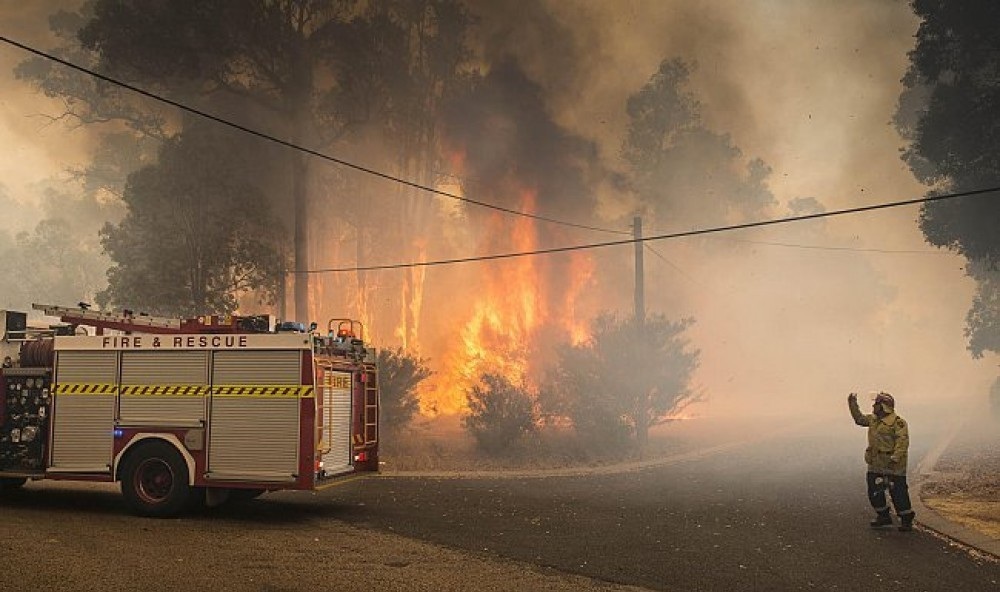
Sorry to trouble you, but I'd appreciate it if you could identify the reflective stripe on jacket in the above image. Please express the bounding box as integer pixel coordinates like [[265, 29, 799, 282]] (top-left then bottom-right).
[[849, 397, 909, 476]]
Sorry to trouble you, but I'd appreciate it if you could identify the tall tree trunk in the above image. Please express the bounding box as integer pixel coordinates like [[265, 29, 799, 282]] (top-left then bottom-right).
[[289, 27, 313, 325], [292, 149, 309, 323]]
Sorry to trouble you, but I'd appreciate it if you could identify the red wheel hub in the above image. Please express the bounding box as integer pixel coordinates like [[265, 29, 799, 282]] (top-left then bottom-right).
[[134, 458, 174, 504]]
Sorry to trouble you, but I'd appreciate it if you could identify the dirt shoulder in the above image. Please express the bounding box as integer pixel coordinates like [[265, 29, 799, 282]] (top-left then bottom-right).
[[919, 414, 1000, 542]]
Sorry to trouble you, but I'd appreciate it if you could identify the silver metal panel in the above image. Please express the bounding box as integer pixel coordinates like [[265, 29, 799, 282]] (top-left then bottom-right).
[[322, 369, 353, 472], [207, 398, 299, 479], [118, 351, 208, 425], [50, 395, 115, 471], [120, 351, 209, 384], [55, 351, 117, 383], [119, 397, 206, 426], [212, 350, 301, 385]]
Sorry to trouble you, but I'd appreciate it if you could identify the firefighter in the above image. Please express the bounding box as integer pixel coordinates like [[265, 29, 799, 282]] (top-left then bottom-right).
[[847, 391, 915, 531]]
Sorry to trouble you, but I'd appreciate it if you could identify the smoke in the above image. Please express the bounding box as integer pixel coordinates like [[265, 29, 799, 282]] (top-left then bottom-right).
[[441, 59, 605, 224], [0, 1, 93, 208], [456, 0, 997, 426], [1, 0, 995, 431]]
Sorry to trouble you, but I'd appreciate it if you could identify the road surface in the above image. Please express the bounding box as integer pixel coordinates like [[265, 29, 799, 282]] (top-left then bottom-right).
[[1, 418, 996, 591]]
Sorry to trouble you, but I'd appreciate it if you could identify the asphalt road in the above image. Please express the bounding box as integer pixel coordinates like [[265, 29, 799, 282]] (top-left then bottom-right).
[[1, 419, 997, 591], [325, 423, 998, 591]]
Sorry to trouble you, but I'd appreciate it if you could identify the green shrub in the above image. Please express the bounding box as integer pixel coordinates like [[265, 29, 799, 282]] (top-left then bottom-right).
[[376, 347, 432, 433], [463, 373, 537, 456]]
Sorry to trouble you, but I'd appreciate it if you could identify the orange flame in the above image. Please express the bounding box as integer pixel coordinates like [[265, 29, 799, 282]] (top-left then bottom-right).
[[419, 188, 596, 416], [308, 147, 599, 418]]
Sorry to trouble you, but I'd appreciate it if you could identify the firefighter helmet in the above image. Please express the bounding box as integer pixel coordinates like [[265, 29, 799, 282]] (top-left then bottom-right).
[[874, 392, 895, 409]]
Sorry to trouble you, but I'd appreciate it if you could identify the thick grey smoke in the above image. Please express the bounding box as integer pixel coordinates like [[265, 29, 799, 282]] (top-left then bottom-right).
[[1, 1, 995, 427], [459, 0, 997, 423]]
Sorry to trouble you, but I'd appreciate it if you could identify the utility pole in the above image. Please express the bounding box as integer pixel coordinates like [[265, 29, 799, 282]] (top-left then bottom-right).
[[633, 215, 648, 454], [633, 215, 645, 324]]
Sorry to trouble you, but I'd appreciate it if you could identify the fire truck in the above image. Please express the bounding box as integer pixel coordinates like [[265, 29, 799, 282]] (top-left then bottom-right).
[[0, 304, 379, 517]]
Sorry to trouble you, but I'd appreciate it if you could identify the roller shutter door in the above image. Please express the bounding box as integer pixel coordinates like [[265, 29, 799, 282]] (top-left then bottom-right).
[[55, 351, 117, 383], [119, 351, 209, 426], [207, 350, 302, 481], [320, 369, 352, 475], [212, 350, 301, 385], [51, 351, 117, 472]]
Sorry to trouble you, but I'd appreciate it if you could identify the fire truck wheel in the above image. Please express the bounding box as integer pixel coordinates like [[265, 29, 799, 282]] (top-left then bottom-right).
[[0, 477, 28, 491], [120, 441, 192, 518], [188, 487, 207, 511]]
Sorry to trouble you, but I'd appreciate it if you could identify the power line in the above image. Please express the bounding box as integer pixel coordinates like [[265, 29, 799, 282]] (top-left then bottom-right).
[[641, 236, 945, 291], [302, 186, 999, 273], [643, 244, 700, 285], [0, 35, 629, 237], [716, 237, 953, 255], [4, 36, 991, 274]]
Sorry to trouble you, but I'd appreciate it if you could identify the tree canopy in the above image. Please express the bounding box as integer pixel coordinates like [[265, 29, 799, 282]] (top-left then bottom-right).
[[623, 58, 774, 229], [77, 0, 366, 320], [542, 312, 700, 450], [0, 217, 108, 312], [98, 123, 284, 316], [19, 0, 478, 329], [897, 0, 1000, 357], [376, 347, 433, 432]]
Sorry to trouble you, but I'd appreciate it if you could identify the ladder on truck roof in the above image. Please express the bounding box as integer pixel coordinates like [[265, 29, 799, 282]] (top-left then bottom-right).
[[33, 304, 181, 332], [31, 303, 266, 335]]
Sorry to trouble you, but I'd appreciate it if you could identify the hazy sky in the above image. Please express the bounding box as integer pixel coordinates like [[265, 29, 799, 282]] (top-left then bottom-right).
[[0, 1, 994, 421], [0, 2, 90, 206]]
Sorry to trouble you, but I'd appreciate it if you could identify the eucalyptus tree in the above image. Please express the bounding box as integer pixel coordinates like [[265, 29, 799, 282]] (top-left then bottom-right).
[[895, 0, 1000, 358], [544, 312, 700, 451]]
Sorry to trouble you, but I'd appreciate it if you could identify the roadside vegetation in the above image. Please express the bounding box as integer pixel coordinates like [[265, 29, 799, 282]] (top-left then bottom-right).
[[379, 310, 700, 469]]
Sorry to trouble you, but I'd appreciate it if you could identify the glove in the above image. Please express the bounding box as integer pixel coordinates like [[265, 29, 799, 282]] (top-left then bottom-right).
[[848, 392, 858, 402]]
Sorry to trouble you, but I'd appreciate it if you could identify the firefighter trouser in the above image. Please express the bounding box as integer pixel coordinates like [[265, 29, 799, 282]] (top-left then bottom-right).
[[866, 471, 913, 517]]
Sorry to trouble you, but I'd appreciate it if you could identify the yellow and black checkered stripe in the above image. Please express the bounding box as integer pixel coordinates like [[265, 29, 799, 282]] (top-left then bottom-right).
[[53, 383, 315, 398], [52, 383, 116, 396], [120, 385, 210, 397], [212, 385, 315, 398]]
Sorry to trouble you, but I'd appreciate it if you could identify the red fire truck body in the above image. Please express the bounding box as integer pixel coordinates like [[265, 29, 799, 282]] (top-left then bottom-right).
[[0, 305, 379, 516]]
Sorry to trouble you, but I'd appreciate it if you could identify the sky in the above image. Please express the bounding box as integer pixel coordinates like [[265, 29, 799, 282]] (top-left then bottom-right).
[[0, 1, 995, 424], [0, 1, 91, 210]]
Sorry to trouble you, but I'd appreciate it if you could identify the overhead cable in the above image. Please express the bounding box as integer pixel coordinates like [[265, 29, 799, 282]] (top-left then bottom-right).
[[299, 187, 999, 273], [3, 36, 992, 275], [716, 237, 953, 255], [0, 35, 629, 236]]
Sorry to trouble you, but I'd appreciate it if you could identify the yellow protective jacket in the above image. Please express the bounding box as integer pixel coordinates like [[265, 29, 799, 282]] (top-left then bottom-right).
[[849, 397, 909, 476]]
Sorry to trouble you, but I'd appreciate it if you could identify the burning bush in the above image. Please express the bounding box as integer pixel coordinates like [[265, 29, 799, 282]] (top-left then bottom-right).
[[463, 373, 538, 456]]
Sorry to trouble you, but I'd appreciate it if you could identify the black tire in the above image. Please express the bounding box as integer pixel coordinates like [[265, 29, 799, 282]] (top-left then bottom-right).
[[187, 487, 208, 512], [119, 441, 192, 518], [0, 477, 28, 491]]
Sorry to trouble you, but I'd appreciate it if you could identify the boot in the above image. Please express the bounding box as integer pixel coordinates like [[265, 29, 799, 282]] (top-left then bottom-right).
[[869, 511, 893, 528], [898, 512, 915, 532]]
